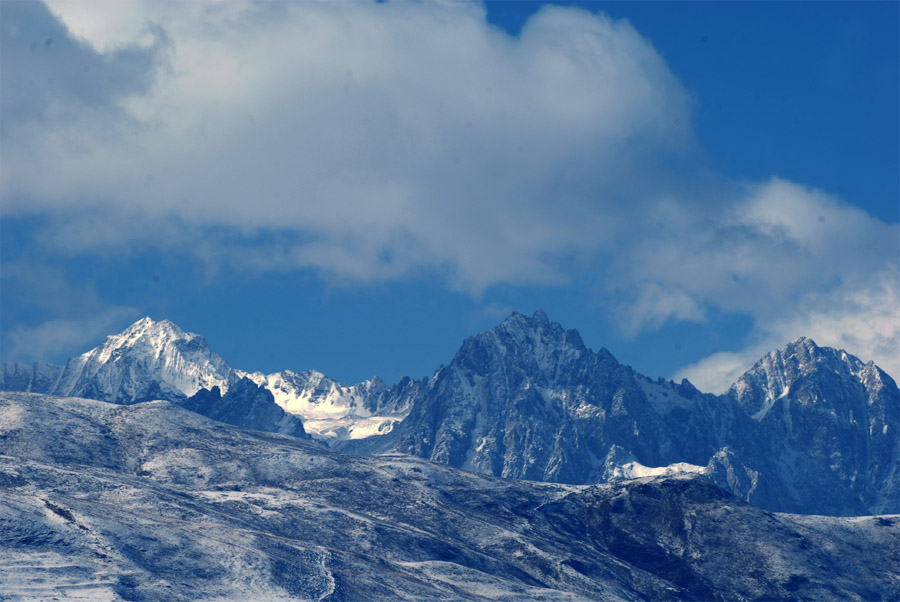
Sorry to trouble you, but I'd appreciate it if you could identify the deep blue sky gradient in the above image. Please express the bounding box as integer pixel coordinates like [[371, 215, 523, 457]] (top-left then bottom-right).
[[486, 1, 899, 223]]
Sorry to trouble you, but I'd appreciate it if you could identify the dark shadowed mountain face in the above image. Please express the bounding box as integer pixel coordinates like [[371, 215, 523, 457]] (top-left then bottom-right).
[[2, 312, 897, 516], [354, 310, 680, 482], [181, 377, 311, 440], [722, 337, 899, 514], [2, 392, 897, 601]]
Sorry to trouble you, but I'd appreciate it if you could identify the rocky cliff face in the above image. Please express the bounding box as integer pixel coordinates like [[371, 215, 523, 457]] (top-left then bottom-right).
[[344, 312, 734, 481], [342, 312, 898, 515], [723, 338, 899, 514], [354, 311, 677, 483]]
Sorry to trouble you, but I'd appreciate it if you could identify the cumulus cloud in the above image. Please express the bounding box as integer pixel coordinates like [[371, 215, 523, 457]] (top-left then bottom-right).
[[0, 1, 166, 151], [3, 307, 140, 364], [610, 179, 897, 327], [675, 269, 900, 393], [2, 0, 691, 292]]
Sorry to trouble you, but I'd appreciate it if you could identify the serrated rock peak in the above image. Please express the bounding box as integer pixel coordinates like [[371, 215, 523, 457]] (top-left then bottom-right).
[[493, 310, 579, 344], [451, 310, 587, 379], [728, 337, 878, 415]]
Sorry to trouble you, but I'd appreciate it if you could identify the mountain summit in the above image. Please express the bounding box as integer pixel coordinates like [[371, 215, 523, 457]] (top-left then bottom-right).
[[721, 336, 898, 514], [352, 310, 704, 483], [730, 335, 890, 419], [53, 317, 233, 403], [451, 311, 587, 386], [1, 317, 414, 440]]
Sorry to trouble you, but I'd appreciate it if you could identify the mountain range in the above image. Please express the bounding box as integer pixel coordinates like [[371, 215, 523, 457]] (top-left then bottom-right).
[[2, 311, 897, 516]]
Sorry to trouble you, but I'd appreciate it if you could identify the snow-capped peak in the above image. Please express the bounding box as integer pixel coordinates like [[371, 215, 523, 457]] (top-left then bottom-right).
[[90, 317, 195, 364], [122, 316, 164, 334], [54, 318, 233, 402]]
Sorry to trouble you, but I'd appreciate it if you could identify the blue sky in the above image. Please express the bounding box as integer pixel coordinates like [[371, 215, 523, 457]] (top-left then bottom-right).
[[1, 0, 897, 391]]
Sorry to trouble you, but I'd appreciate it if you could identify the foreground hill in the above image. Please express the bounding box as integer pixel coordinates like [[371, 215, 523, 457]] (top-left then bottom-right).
[[1, 391, 898, 601]]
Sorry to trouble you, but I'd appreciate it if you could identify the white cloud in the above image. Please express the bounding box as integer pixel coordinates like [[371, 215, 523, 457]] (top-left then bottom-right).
[[673, 350, 758, 396], [3, 0, 691, 293], [767, 269, 899, 377], [675, 271, 900, 392], [3, 307, 140, 364], [609, 179, 897, 329], [661, 182, 899, 391]]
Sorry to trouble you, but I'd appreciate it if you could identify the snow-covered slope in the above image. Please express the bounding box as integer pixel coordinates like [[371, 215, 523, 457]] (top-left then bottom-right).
[[237, 369, 416, 440], [50, 317, 232, 403], [608, 460, 707, 481], [2, 391, 897, 601]]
